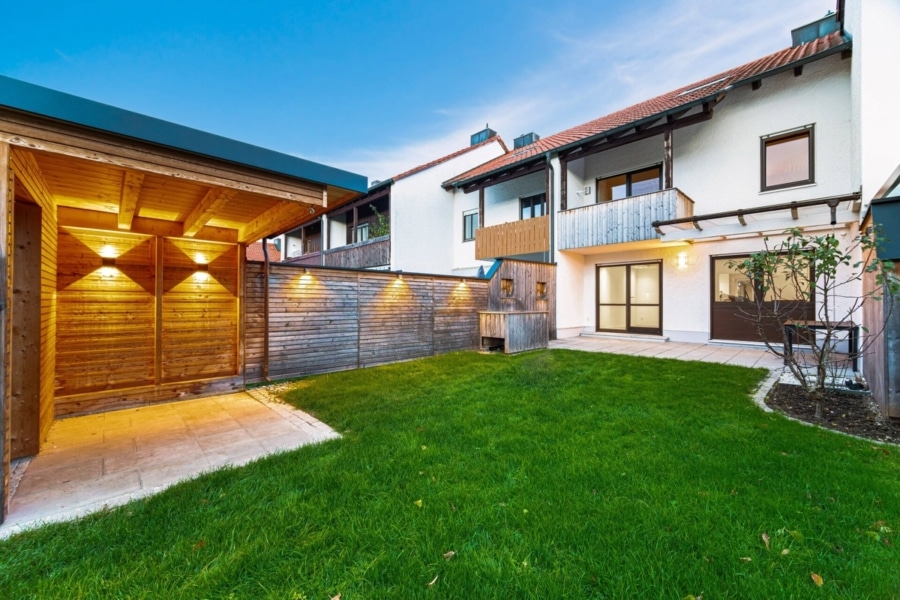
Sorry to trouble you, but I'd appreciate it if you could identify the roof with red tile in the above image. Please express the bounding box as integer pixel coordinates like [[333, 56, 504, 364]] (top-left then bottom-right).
[[386, 135, 509, 185], [445, 32, 849, 188], [246, 241, 282, 262]]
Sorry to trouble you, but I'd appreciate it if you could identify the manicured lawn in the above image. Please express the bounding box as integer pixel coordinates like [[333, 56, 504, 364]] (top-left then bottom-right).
[[2, 350, 899, 599]]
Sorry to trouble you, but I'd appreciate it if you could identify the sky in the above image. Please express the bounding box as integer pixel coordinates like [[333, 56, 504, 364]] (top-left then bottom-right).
[[2, 0, 833, 183]]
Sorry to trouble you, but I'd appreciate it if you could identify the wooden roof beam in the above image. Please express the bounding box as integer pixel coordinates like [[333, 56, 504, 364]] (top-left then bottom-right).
[[182, 187, 239, 237], [239, 200, 311, 243], [117, 170, 145, 230]]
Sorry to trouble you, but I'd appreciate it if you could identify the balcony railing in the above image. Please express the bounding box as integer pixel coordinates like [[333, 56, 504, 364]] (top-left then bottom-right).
[[558, 188, 694, 250], [323, 235, 390, 269], [475, 215, 550, 260]]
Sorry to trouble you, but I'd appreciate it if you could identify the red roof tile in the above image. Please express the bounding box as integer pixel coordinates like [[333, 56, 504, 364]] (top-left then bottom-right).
[[246, 241, 282, 262], [446, 32, 849, 187]]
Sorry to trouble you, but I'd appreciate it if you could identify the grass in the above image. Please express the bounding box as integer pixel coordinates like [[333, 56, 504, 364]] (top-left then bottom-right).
[[2, 350, 899, 599]]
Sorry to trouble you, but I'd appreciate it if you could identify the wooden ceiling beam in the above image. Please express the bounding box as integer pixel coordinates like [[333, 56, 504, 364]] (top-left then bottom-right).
[[59, 206, 238, 242], [239, 201, 311, 243], [182, 187, 239, 237], [9, 147, 54, 206], [117, 170, 145, 230]]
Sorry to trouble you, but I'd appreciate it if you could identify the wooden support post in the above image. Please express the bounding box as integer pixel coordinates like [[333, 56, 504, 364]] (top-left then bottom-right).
[[0, 142, 12, 522], [352, 205, 358, 244], [560, 160, 568, 211], [663, 129, 674, 189]]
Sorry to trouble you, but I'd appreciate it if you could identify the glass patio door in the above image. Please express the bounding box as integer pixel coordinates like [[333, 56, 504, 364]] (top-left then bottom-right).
[[596, 262, 662, 335]]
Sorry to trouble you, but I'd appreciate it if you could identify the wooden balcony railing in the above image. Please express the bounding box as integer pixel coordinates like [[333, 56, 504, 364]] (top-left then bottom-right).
[[323, 235, 390, 269], [475, 215, 550, 260], [558, 188, 694, 250]]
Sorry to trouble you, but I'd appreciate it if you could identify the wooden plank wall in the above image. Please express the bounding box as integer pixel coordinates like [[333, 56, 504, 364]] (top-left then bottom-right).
[[10, 148, 57, 443], [0, 143, 11, 520], [245, 264, 489, 382], [862, 247, 900, 419], [487, 260, 557, 339], [11, 202, 41, 458], [322, 236, 390, 269], [479, 312, 549, 354], [56, 229, 157, 396], [161, 239, 239, 381], [475, 215, 549, 260]]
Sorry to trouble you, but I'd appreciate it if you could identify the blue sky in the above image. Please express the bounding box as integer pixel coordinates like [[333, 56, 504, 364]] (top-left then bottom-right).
[[2, 0, 831, 181]]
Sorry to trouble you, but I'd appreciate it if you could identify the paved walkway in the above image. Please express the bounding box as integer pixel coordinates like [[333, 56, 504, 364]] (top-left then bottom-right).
[[2, 390, 338, 538], [550, 335, 785, 370]]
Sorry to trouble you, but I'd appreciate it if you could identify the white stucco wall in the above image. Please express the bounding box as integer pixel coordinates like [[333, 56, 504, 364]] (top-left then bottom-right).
[[845, 0, 900, 205], [675, 53, 852, 213], [391, 139, 506, 274], [482, 171, 546, 227], [450, 187, 493, 275], [328, 217, 346, 250], [575, 223, 861, 342]]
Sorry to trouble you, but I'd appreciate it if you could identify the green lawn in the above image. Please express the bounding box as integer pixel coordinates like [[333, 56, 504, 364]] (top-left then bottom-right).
[[2, 350, 899, 599]]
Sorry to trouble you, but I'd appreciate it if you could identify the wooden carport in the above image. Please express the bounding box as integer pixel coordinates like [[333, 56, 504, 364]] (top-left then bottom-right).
[[0, 75, 366, 521]]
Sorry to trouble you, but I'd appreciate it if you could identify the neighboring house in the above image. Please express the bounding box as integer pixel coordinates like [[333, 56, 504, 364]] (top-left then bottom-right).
[[444, 1, 893, 346], [281, 130, 508, 275], [246, 240, 282, 262]]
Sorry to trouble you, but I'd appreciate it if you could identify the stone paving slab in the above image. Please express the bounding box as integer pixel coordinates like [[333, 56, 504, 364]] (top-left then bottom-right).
[[1, 390, 338, 539]]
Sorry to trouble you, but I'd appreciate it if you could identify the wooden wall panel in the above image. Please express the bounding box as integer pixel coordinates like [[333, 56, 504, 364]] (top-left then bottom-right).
[[359, 274, 434, 367], [56, 229, 156, 396], [10, 149, 58, 447], [487, 260, 557, 338], [161, 239, 239, 382], [11, 202, 41, 458]]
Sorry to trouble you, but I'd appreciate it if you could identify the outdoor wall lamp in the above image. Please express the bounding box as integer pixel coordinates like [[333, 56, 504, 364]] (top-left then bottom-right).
[[102, 256, 116, 268]]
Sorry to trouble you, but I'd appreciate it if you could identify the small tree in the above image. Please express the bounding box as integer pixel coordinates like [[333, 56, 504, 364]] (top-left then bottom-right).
[[730, 227, 897, 419], [369, 205, 390, 238]]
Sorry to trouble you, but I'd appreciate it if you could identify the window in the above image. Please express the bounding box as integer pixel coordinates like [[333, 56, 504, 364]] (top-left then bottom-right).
[[463, 210, 479, 242], [520, 193, 547, 219], [712, 256, 811, 303], [761, 126, 814, 191], [501, 278, 515, 297], [596, 166, 661, 202], [536, 281, 547, 299], [355, 222, 369, 243]]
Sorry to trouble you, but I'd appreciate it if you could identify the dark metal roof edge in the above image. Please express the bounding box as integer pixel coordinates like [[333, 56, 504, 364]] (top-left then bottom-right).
[[0, 75, 368, 193]]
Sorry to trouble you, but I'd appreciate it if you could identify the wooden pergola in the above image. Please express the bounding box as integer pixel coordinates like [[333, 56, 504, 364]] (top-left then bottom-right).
[[0, 76, 366, 521]]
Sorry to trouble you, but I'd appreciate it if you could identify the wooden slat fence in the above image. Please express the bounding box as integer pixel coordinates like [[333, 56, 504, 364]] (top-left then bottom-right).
[[245, 264, 489, 382]]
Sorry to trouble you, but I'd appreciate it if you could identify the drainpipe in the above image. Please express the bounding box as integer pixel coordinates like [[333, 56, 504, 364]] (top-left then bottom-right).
[[262, 237, 271, 382], [546, 153, 555, 262]]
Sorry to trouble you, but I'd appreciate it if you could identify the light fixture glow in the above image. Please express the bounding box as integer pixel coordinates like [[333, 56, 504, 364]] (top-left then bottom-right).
[[99, 245, 117, 259], [676, 252, 689, 269]]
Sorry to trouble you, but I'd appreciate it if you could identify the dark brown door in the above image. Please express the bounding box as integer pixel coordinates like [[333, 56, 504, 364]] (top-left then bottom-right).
[[710, 256, 814, 342]]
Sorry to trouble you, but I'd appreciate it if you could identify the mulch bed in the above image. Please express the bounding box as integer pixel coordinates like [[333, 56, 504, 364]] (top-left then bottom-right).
[[765, 383, 900, 445]]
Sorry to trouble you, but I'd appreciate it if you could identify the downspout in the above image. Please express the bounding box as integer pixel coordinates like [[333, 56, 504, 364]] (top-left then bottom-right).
[[262, 237, 270, 382], [546, 153, 555, 262]]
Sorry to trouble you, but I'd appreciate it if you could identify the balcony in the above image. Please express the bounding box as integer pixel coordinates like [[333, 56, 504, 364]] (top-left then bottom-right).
[[475, 215, 550, 260], [558, 188, 694, 251], [323, 235, 390, 269]]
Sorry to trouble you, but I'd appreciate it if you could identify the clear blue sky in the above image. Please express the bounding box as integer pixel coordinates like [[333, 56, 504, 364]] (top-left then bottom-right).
[[2, 0, 831, 181]]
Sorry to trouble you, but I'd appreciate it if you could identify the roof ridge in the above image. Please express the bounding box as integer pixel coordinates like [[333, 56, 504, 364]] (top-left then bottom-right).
[[445, 31, 848, 188], [390, 135, 508, 183]]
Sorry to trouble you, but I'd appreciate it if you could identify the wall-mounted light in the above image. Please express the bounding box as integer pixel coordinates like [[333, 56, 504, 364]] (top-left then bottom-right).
[[676, 252, 689, 270], [197, 263, 209, 273], [397, 270, 403, 279], [304, 267, 310, 274], [102, 256, 116, 268]]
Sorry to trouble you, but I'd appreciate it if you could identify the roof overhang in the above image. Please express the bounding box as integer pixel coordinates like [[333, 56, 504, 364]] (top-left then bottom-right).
[[0, 75, 367, 194]]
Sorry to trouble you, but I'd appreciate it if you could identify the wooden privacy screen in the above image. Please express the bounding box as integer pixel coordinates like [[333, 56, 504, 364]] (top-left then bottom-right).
[[245, 264, 490, 382], [56, 228, 239, 414]]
